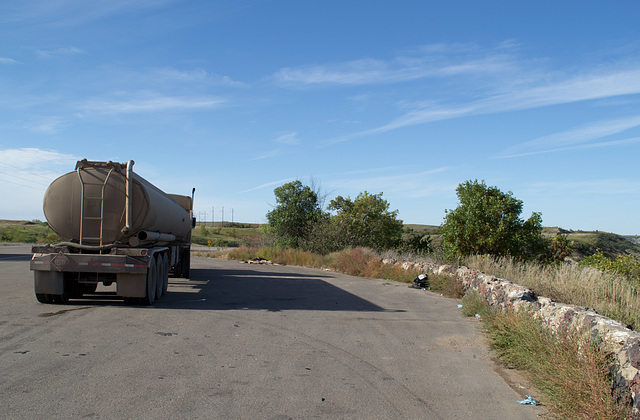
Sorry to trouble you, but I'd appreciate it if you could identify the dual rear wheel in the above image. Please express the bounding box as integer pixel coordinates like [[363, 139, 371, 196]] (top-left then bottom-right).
[[138, 253, 169, 306]]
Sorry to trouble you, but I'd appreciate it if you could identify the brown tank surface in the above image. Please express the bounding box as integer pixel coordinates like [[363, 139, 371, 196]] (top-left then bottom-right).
[[43, 159, 192, 246]]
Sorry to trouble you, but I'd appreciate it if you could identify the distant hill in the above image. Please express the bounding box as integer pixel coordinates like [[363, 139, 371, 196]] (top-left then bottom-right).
[[404, 223, 640, 260], [544, 228, 640, 259]]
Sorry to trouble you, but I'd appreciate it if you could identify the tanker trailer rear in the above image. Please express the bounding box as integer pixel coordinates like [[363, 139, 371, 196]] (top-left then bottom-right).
[[30, 159, 196, 305]]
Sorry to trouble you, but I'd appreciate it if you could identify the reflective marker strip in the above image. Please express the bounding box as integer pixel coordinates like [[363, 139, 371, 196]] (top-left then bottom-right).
[[30, 260, 146, 268]]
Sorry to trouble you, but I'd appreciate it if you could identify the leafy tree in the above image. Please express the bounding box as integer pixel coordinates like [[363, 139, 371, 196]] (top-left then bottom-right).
[[266, 180, 325, 248], [327, 191, 403, 250], [441, 180, 544, 260]]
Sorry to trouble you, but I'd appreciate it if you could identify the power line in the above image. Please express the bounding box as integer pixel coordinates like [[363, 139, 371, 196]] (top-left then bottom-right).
[[0, 161, 54, 182], [0, 169, 50, 188], [0, 174, 46, 191]]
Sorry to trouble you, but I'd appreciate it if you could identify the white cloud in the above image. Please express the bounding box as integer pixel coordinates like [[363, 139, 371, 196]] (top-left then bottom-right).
[[82, 94, 225, 114], [0, 148, 79, 219], [326, 167, 452, 199], [274, 132, 299, 145], [339, 66, 640, 142], [151, 67, 247, 87], [273, 42, 520, 87], [4, 0, 177, 26], [0, 57, 19, 64], [0, 148, 78, 169], [528, 178, 640, 195], [23, 116, 68, 134], [499, 116, 640, 158], [239, 177, 297, 194], [36, 46, 85, 58]]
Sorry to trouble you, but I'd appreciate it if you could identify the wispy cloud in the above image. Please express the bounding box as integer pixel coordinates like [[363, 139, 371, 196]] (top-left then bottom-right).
[[326, 167, 453, 199], [0, 147, 78, 169], [329, 66, 640, 144], [0, 57, 19, 64], [0, 147, 78, 191], [274, 132, 299, 145], [499, 115, 640, 158], [36, 46, 85, 59], [151, 67, 247, 87], [3, 0, 177, 26], [273, 42, 520, 87], [528, 178, 640, 195], [239, 177, 297, 193], [82, 93, 225, 114], [24, 116, 69, 134]]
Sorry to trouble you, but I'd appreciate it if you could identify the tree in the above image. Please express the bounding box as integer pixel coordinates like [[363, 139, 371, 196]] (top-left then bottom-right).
[[327, 191, 403, 250], [266, 180, 325, 248], [441, 180, 543, 260]]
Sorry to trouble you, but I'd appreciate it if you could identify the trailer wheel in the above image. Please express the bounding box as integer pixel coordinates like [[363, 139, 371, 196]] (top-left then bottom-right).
[[173, 256, 183, 278], [160, 254, 169, 296], [36, 293, 49, 303], [155, 255, 164, 300], [141, 257, 157, 305], [181, 250, 190, 279]]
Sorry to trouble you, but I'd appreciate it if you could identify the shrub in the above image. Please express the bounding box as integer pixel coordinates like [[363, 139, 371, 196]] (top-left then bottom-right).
[[580, 251, 640, 283], [482, 308, 629, 419], [441, 180, 544, 260]]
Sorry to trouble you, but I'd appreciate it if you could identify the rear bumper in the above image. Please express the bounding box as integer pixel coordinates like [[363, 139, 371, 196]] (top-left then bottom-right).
[[30, 252, 148, 274]]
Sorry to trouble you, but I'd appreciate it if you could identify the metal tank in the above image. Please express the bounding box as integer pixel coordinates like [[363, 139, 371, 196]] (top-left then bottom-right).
[[43, 159, 192, 247]]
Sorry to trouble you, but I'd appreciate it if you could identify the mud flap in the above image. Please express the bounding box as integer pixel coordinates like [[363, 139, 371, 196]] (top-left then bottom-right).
[[34, 271, 64, 294], [117, 273, 147, 297]]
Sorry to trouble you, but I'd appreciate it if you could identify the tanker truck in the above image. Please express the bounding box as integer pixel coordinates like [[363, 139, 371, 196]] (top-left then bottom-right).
[[30, 159, 195, 305]]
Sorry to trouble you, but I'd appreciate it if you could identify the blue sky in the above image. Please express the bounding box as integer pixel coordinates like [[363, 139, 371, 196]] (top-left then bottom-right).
[[2, 1, 640, 234]]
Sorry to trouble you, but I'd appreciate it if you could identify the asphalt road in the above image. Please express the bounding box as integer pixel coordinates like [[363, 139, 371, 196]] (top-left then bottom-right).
[[1, 245, 545, 419]]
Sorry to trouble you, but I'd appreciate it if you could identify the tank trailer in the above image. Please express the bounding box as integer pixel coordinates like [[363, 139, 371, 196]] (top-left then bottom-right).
[[30, 159, 195, 305]]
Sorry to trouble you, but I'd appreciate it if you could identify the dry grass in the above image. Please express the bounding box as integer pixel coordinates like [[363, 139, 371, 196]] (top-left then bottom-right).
[[466, 255, 640, 331], [222, 246, 420, 283], [479, 304, 631, 419]]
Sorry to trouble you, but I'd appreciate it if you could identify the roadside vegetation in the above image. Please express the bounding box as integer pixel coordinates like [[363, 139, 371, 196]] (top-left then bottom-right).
[[191, 222, 262, 248], [463, 292, 631, 420], [0, 220, 59, 244]]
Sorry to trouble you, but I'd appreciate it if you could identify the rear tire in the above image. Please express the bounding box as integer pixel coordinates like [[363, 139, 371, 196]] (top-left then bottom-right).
[[155, 255, 164, 299], [181, 250, 190, 279], [160, 254, 169, 296], [141, 257, 157, 306]]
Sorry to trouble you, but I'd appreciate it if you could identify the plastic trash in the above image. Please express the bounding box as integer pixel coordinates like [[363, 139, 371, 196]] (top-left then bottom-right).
[[409, 273, 429, 289], [457, 304, 463, 308], [518, 395, 540, 406]]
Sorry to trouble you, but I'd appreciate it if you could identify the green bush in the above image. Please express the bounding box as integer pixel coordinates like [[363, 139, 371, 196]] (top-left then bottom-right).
[[579, 250, 640, 283]]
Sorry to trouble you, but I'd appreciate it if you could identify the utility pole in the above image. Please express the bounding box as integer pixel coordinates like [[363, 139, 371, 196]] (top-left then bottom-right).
[[222, 206, 224, 228]]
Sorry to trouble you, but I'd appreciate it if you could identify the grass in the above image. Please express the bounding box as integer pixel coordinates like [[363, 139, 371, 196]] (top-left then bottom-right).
[[219, 246, 422, 284], [0, 220, 60, 244], [466, 295, 631, 419], [192, 223, 262, 247], [465, 255, 640, 331]]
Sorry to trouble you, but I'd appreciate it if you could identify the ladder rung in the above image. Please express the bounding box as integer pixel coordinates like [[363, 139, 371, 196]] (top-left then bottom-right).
[[82, 236, 102, 240], [84, 216, 102, 220], [84, 197, 103, 200]]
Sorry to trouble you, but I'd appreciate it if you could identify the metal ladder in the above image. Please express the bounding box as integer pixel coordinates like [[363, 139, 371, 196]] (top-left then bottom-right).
[[77, 165, 115, 249]]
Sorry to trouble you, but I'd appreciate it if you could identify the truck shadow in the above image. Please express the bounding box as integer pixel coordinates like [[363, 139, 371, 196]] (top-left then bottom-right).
[[155, 266, 395, 313]]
